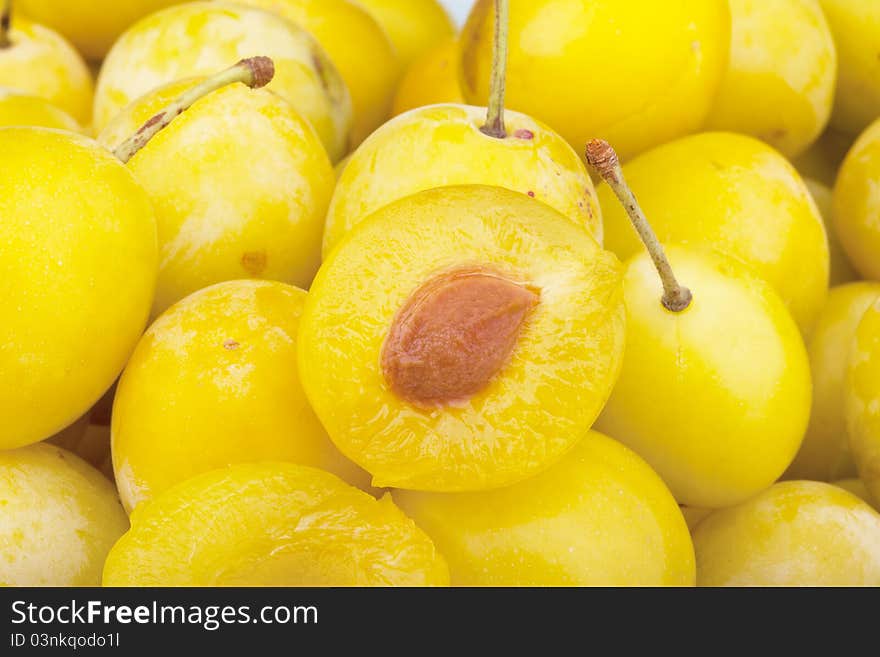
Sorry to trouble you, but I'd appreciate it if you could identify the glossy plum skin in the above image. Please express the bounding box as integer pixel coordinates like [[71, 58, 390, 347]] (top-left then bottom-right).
[[819, 0, 880, 136], [99, 80, 334, 316], [0, 444, 129, 586], [17, 0, 183, 61], [0, 128, 157, 449], [112, 280, 372, 514], [693, 481, 880, 586], [235, 0, 400, 146], [325, 104, 603, 257], [833, 118, 880, 281], [93, 2, 352, 159], [395, 431, 695, 586], [785, 283, 880, 481], [392, 38, 463, 116], [705, 0, 836, 158], [354, 0, 454, 69], [599, 132, 829, 336], [846, 300, 880, 505], [596, 247, 811, 509], [460, 0, 730, 160], [0, 90, 82, 131], [0, 15, 93, 124]]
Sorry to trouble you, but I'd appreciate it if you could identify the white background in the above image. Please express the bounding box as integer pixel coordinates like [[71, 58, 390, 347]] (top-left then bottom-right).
[[441, 0, 476, 27]]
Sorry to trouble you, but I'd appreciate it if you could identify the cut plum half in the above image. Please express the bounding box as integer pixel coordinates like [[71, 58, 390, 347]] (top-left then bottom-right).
[[299, 185, 626, 491]]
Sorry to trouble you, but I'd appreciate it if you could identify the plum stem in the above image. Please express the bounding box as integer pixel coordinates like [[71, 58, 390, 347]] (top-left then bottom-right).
[[480, 0, 509, 139], [113, 56, 275, 164], [0, 0, 12, 49], [586, 139, 693, 312]]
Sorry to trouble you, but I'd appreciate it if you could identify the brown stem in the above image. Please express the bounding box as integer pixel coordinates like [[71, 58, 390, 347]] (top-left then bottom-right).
[[0, 0, 12, 49], [113, 56, 275, 164], [480, 0, 509, 139], [586, 139, 693, 312]]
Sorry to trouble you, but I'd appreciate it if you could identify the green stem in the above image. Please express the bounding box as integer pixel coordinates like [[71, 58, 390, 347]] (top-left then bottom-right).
[[0, 0, 12, 49], [113, 56, 275, 164], [585, 139, 693, 312], [480, 0, 509, 139]]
